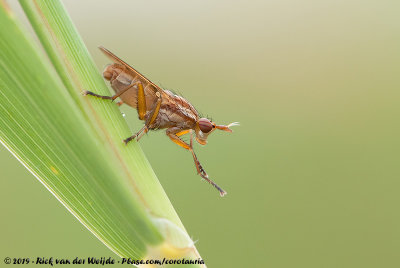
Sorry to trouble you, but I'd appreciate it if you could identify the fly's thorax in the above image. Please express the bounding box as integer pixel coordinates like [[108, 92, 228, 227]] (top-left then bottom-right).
[[164, 91, 199, 121], [144, 92, 198, 130], [147, 103, 197, 130]]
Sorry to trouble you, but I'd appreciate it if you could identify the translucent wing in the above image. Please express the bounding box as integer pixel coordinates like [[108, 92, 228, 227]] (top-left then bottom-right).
[[99, 46, 171, 111], [99, 46, 163, 95]]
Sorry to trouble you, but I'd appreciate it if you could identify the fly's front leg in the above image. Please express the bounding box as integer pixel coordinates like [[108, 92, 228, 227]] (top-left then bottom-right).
[[167, 128, 227, 196], [123, 125, 148, 144], [83, 81, 140, 101], [124, 92, 162, 145], [189, 132, 227, 197]]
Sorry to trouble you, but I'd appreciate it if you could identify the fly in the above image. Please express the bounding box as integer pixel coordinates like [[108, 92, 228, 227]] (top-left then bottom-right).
[[84, 46, 238, 196]]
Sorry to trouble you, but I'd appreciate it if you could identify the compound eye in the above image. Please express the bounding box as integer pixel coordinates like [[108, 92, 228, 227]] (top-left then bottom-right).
[[198, 118, 213, 133]]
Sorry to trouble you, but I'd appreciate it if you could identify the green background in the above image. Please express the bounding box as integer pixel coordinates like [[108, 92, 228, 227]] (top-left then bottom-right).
[[1, 0, 400, 267]]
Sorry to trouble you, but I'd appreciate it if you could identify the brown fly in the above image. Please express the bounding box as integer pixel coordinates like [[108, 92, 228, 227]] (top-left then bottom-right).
[[84, 47, 238, 196]]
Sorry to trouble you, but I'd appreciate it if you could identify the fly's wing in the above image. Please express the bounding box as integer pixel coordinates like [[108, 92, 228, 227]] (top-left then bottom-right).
[[99, 46, 169, 110]]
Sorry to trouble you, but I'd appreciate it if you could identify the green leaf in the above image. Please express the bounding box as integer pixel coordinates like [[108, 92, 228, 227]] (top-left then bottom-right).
[[0, 1, 204, 266]]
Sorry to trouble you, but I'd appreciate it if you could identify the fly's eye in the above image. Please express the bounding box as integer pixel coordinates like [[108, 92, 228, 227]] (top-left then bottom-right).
[[198, 118, 213, 133]]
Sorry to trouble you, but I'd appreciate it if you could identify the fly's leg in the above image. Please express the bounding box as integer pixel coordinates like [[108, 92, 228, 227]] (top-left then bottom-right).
[[85, 81, 155, 144], [123, 125, 148, 144], [123, 92, 162, 145], [167, 128, 227, 196], [83, 81, 140, 101], [136, 82, 146, 120], [191, 149, 226, 196]]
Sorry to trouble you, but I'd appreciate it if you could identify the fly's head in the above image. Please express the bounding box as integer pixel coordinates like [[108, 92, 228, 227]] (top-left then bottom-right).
[[194, 118, 240, 145]]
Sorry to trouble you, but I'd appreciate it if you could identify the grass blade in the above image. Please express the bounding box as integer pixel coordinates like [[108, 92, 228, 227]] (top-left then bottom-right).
[[0, 1, 204, 265]]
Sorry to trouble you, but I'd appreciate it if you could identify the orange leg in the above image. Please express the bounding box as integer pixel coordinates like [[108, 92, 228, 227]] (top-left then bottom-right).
[[167, 128, 227, 196], [136, 82, 146, 120], [176, 129, 191, 137], [124, 92, 162, 145]]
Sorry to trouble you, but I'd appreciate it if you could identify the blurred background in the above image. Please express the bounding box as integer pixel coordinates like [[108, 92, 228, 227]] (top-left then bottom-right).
[[1, 0, 400, 267]]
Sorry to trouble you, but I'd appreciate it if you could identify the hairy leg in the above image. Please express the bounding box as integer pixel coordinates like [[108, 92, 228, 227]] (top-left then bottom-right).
[[167, 128, 227, 196]]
